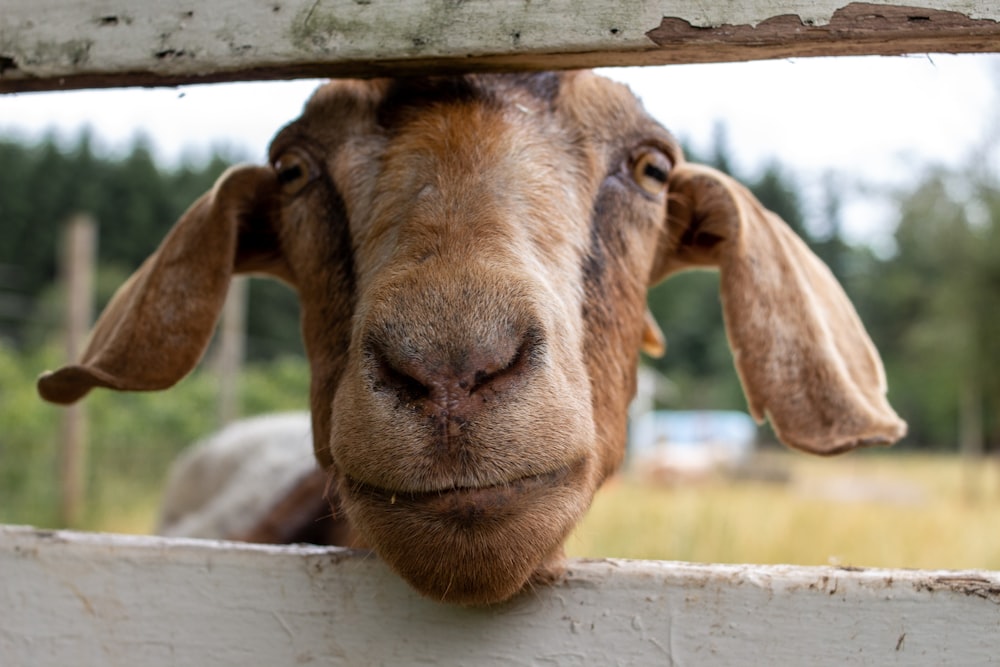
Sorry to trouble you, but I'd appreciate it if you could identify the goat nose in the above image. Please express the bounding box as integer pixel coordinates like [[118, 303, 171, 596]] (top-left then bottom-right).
[[368, 328, 539, 419]]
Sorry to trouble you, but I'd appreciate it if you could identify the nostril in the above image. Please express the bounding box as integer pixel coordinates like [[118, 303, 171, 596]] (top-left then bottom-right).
[[364, 324, 544, 412], [470, 333, 536, 396], [368, 342, 432, 405]]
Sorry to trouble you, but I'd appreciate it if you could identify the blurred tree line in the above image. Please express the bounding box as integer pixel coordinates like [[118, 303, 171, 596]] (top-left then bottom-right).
[[0, 131, 303, 360], [0, 128, 997, 457]]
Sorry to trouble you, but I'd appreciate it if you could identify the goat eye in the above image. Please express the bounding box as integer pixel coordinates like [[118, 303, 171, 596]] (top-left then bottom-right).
[[273, 151, 316, 195], [630, 149, 671, 197]]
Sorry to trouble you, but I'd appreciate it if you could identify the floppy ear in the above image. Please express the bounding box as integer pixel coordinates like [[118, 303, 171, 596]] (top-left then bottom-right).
[[38, 166, 286, 405], [652, 163, 906, 455]]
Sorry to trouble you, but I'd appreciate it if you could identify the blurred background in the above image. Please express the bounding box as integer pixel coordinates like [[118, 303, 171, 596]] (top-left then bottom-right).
[[1, 54, 998, 570]]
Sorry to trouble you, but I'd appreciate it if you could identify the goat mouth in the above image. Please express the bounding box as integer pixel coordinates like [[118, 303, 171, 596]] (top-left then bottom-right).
[[344, 462, 582, 525], [339, 457, 592, 604]]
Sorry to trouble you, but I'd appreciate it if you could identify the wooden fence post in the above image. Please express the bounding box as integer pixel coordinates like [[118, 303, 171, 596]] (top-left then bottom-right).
[[959, 380, 984, 503], [58, 214, 96, 528]]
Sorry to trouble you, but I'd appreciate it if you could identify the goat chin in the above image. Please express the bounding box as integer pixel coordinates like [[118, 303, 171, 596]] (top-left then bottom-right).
[[39, 71, 906, 606], [342, 458, 593, 605]]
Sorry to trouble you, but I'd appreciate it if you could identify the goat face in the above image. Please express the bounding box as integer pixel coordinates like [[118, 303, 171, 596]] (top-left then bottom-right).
[[38, 71, 905, 605], [282, 73, 665, 603]]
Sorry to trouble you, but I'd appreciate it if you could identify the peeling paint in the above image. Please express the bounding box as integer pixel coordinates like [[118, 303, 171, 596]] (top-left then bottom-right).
[[0, 55, 19, 73], [646, 2, 1000, 59], [916, 575, 1000, 604], [643, 0, 1000, 29], [154, 48, 189, 60], [1, 0, 998, 92]]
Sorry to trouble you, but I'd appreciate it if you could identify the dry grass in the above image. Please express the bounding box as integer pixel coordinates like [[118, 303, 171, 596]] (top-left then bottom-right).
[[566, 451, 1000, 571], [86, 478, 166, 536]]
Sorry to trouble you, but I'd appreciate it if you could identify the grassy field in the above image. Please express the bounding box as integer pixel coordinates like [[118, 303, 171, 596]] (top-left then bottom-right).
[[567, 450, 1000, 571], [84, 450, 1000, 572]]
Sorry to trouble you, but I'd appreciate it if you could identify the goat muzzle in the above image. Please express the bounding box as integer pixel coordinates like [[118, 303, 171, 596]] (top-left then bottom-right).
[[365, 323, 542, 423], [328, 275, 597, 604]]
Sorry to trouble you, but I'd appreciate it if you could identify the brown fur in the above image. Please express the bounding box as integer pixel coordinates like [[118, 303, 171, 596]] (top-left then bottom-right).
[[37, 71, 906, 605]]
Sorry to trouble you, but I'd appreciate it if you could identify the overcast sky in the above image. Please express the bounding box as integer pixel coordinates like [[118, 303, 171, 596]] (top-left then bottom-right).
[[1, 53, 997, 250]]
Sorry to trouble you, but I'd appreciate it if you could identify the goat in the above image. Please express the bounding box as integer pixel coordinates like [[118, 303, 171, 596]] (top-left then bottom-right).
[[156, 412, 347, 544], [156, 413, 366, 546], [38, 71, 906, 605]]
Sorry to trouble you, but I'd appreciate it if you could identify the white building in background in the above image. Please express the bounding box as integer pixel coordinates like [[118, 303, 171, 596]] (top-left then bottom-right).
[[628, 366, 758, 480], [629, 410, 758, 481]]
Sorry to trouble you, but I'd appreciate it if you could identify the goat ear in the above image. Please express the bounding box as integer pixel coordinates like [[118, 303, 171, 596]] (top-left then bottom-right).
[[652, 163, 906, 455], [641, 309, 666, 358], [38, 166, 284, 405]]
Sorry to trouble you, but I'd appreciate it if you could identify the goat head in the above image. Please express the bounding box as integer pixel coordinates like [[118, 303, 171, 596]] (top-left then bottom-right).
[[39, 71, 906, 605]]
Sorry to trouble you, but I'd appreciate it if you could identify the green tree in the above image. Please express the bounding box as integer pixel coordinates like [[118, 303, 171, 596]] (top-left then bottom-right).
[[854, 159, 1000, 449]]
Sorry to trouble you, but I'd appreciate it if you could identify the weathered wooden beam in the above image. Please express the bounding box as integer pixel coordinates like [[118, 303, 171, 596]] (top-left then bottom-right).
[[1, 1, 998, 93], [2, 526, 999, 665]]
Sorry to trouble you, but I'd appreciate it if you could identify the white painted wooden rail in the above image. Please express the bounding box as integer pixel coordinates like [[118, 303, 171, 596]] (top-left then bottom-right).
[[2, 525, 998, 666], [4, 1, 1000, 664], [2, 0, 1000, 92]]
